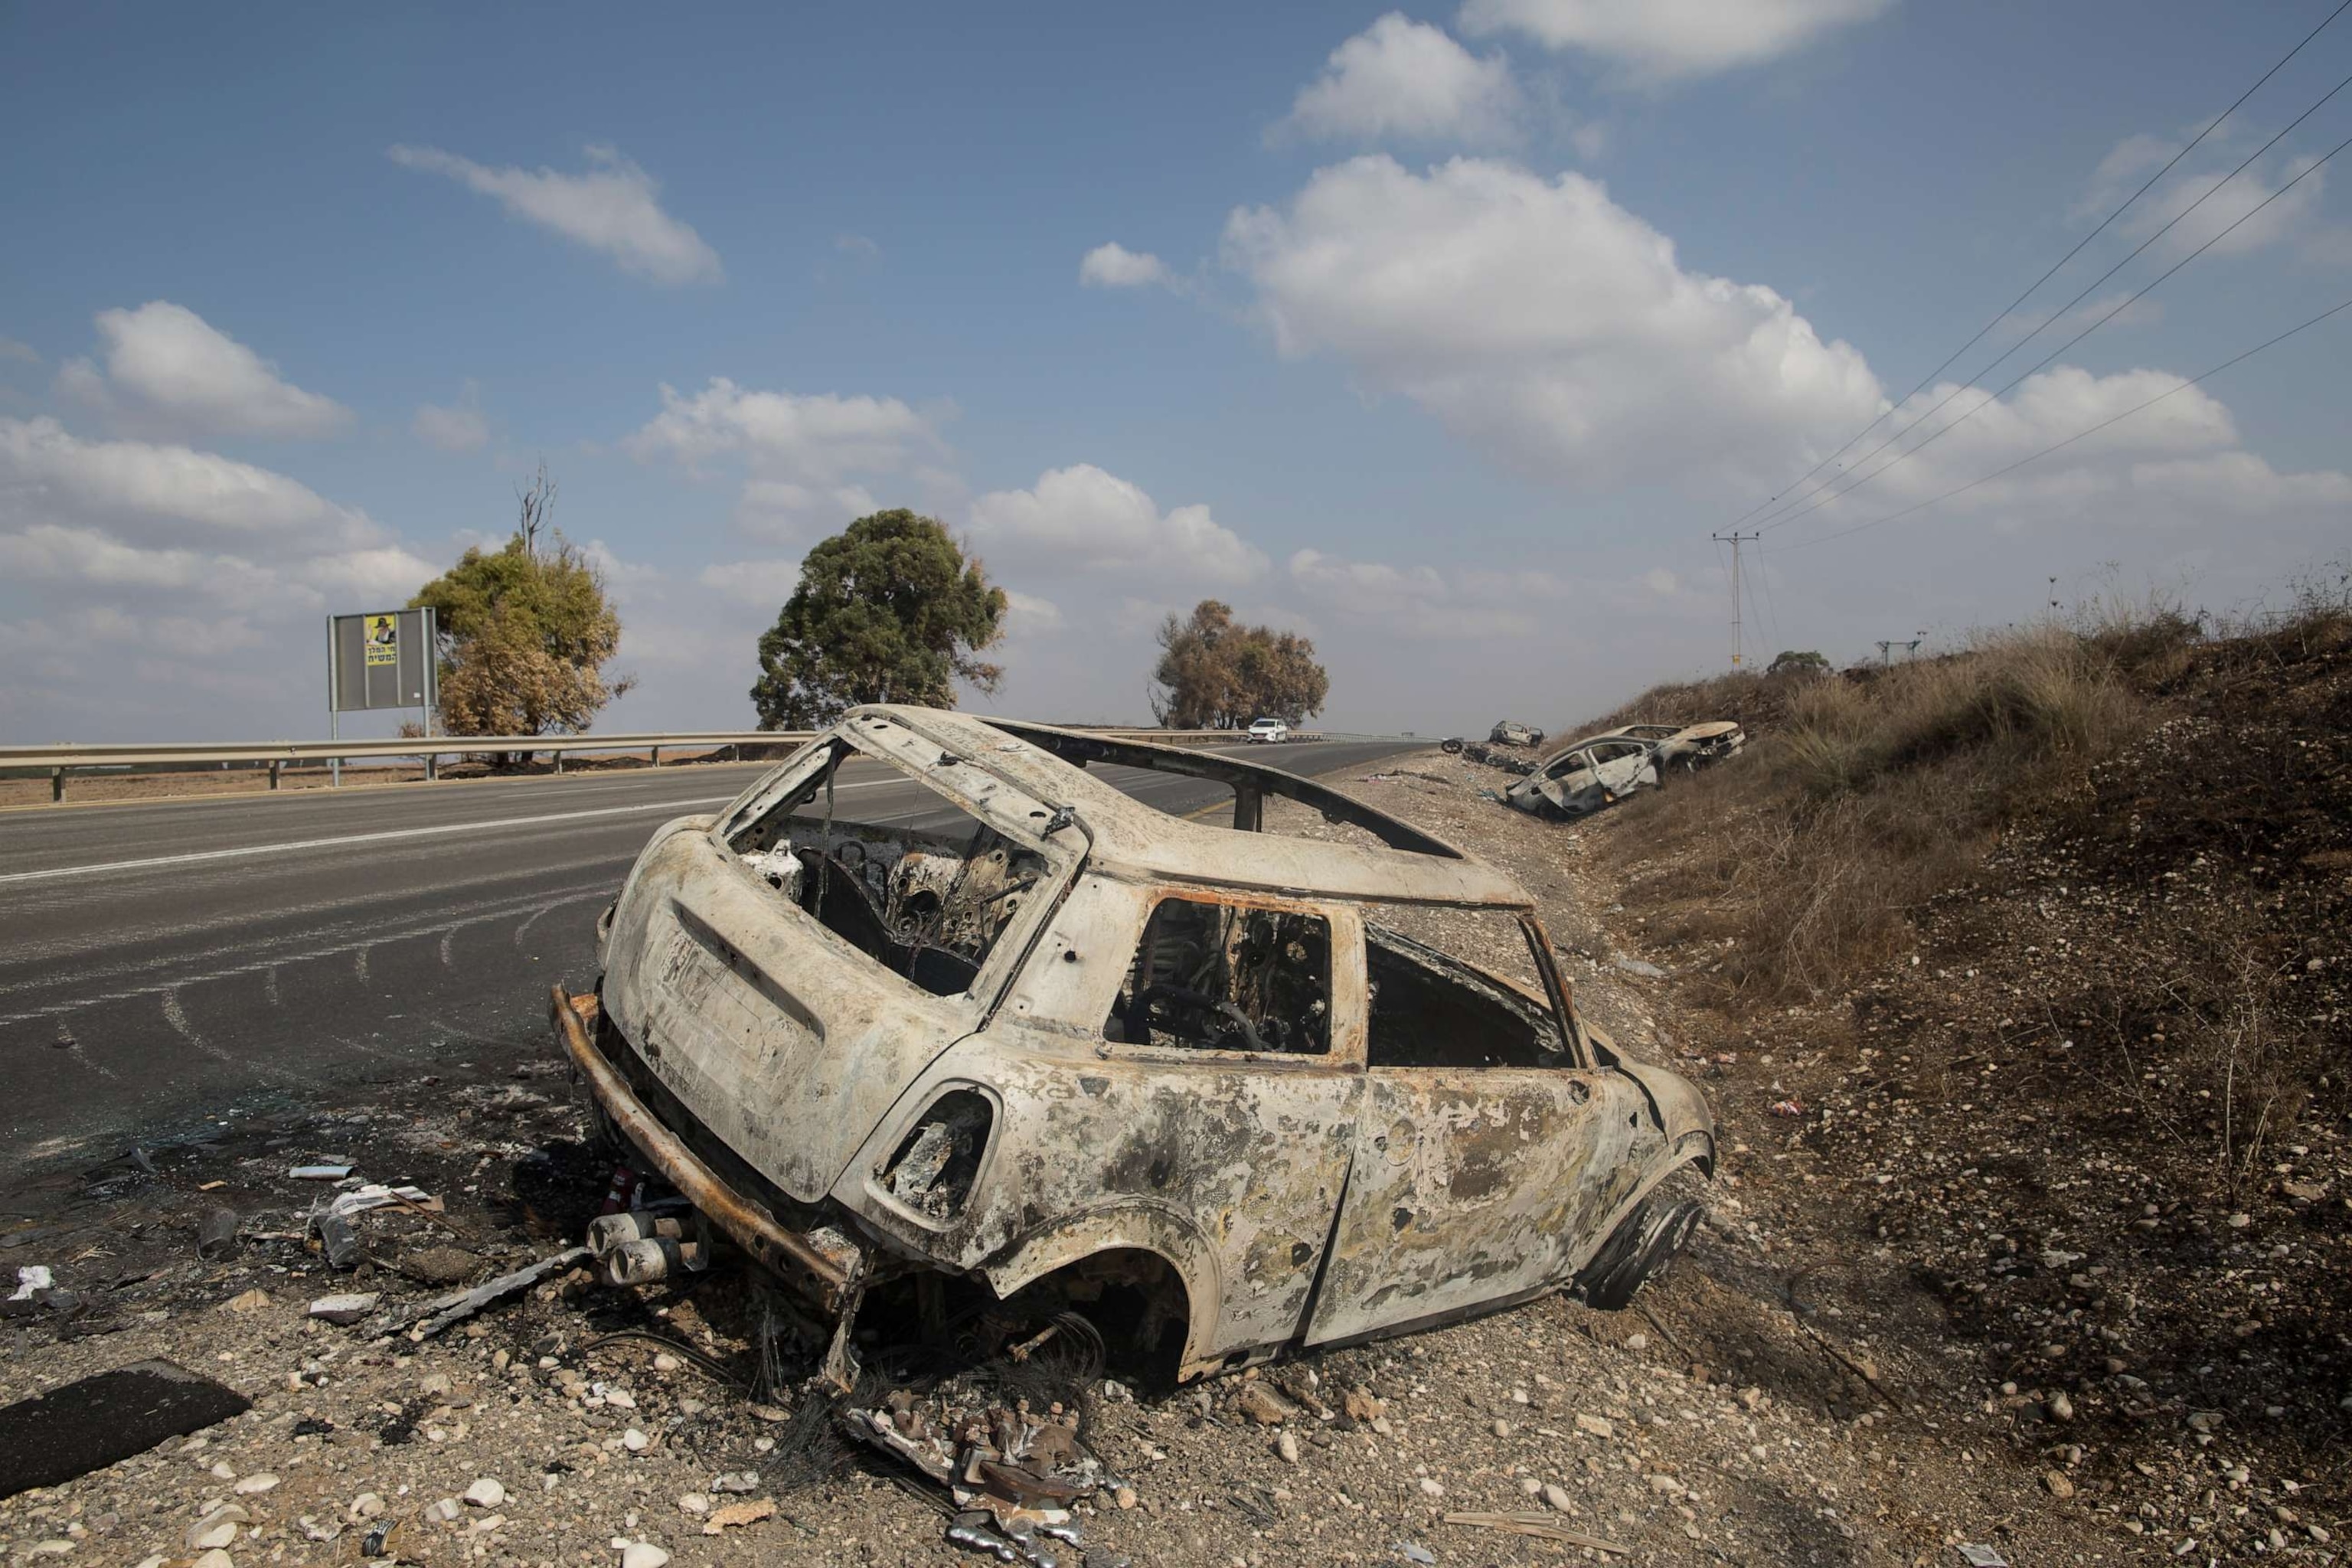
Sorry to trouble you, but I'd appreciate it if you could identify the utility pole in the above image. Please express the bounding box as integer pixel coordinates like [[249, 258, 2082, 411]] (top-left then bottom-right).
[[1712, 531, 1759, 668]]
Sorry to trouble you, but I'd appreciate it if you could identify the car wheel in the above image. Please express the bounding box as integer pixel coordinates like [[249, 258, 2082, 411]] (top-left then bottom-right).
[[1576, 1193, 1704, 1311]]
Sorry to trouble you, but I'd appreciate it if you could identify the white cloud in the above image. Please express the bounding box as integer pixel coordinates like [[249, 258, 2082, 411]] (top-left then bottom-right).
[[388, 142, 723, 285], [1289, 547, 1570, 639], [968, 463, 1268, 586], [58, 302, 350, 439], [1001, 590, 1066, 636], [0, 338, 38, 365], [1458, 0, 1891, 80], [695, 556, 805, 608], [1223, 155, 1883, 491], [2082, 132, 2330, 261], [1279, 15, 1524, 145], [0, 416, 378, 547], [628, 378, 940, 480], [733, 479, 880, 542], [412, 381, 489, 452], [835, 233, 881, 259], [1079, 243, 1176, 290]]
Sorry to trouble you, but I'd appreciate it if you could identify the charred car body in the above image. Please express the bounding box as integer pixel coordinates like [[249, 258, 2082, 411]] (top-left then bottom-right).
[[1487, 719, 1547, 748], [1502, 720, 1745, 820], [556, 707, 1711, 1383]]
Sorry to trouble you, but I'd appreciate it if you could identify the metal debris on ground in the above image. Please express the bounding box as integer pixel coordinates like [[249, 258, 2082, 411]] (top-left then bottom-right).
[[368, 1246, 590, 1339], [289, 1162, 354, 1180], [195, 1207, 239, 1261], [1954, 1546, 2011, 1568]]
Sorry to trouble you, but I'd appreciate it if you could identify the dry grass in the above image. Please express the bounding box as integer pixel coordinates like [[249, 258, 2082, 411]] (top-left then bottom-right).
[[1589, 619, 2177, 1004]]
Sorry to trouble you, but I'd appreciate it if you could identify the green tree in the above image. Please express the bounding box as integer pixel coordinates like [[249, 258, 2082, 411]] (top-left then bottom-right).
[[1150, 600, 1329, 729], [410, 464, 633, 752], [750, 509, 1008, 729], [1767, 648, 1831, 676]]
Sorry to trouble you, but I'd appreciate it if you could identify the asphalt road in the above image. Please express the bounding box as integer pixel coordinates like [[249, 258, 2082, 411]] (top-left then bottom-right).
[[0, 737, 1419, 1178]]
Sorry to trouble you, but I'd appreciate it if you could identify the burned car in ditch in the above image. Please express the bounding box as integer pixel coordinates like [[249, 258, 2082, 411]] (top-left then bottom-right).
[[1501, 735, 1662, 821], [554, 706, 1711, 1383], [1595, 720, 1746, 772], [1487, 718, 1547, 748]]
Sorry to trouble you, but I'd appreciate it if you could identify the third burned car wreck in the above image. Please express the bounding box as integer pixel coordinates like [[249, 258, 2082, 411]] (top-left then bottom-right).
[[555, 707, 1713, 1392]]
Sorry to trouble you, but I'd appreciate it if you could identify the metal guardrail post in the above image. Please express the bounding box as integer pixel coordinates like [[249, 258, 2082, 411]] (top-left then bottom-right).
[[649, 746, 660, 769], [269, 761, 282, 791], [51, 768, 64, 804], [426, 753, 438, 782]]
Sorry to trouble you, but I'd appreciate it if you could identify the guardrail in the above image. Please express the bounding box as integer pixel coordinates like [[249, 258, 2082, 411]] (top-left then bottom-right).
[[0, 725, 1321, 802]]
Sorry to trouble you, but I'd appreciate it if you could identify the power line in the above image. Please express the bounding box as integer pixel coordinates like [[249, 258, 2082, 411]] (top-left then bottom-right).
[[1755, 64, 2352, 534], [1782, 291, 2352, 552], [1721, 0, 2352, 533], [1760, 122, 2352, 534]]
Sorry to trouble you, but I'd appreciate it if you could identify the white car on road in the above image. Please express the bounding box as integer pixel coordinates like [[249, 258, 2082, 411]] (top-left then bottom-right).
[[1246, 717, 1289, 743]]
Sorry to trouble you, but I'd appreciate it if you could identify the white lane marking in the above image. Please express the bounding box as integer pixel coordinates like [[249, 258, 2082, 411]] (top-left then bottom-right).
[[0, 789, 806, 888]]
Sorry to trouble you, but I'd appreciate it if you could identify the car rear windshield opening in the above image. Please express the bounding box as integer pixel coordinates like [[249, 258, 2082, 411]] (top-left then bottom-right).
[[728, 741, 1050, 998]]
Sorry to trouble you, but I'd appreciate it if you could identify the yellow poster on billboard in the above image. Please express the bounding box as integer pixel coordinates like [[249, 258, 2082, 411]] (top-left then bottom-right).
[[364, 612, 398, 668]]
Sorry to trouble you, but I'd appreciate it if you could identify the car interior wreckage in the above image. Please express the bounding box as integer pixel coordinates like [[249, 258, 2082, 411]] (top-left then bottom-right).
[[552, 706, 1714, 1391]]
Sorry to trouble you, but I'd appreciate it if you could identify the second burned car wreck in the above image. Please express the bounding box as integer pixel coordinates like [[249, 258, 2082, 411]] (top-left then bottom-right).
[[554, 707, 1713, 1393]]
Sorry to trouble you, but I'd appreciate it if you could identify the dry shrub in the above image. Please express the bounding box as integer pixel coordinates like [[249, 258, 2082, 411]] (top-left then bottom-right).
[[1596, 623, 2157, 1003]]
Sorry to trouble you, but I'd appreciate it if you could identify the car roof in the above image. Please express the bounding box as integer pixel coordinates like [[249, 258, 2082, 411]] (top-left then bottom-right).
[[839, 705, 1532, 909]]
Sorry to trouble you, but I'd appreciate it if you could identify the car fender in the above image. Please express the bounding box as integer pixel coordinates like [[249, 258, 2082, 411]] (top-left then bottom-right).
[[978, 1199, 1228, 1373]]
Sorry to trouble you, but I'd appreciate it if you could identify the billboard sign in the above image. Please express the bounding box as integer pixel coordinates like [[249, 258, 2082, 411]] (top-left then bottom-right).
[[330, 608, 435, 714]]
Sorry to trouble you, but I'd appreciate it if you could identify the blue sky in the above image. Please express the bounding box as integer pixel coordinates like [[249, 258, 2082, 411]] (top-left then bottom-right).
[[4, 2, 2347, 741]]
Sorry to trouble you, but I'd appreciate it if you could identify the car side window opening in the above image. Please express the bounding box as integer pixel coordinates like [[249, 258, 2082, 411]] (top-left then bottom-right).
[[727, 741, 1048, 1001], [1361, 913, 1569, 1070], [1104, 897, 1331, 1055]]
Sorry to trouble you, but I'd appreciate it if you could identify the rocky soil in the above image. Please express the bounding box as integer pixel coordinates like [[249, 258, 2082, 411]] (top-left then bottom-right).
[[7, 727, 2337, 1566]]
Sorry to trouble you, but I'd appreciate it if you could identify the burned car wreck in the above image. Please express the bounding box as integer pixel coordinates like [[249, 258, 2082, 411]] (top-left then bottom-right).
[[554, 707, 1712, 1390], [1501, 720, 1746, 819]]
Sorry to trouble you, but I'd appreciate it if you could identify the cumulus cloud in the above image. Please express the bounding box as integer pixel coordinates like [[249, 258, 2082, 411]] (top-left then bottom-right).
[[389, 142, 723, 285], [0, 416, 378, 547], [1457, 0, 1893, 80], [1001, 590, 1066, 636], [1223, 155, 1883, 491], [628, 378, 939, 479], [2081, 132, 2331, 261], [413, 381, 489, 452], [694, 556, 805, 608], [1279, 15, 1524, 145], [1079, 243, 1177, 290], [1288, 547, 1576, 639], [0, 338, 38, 365], [968, 464, 1268, 586], [57, 302, 350, 439]]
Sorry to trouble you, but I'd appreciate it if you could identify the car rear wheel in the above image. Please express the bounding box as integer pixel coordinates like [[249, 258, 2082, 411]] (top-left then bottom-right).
[[1576, 1190, 1704, 1311]]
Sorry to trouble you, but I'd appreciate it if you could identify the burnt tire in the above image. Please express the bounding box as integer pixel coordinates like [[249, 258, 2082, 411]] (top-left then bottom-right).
[[1439, 737, 1465, 755], [1576, 1194, 1704, 1311]]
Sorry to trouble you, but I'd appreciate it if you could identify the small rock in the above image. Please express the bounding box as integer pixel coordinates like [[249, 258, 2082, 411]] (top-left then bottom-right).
[[600, 1385, 638, 1410], [1343, 1388, 1385, 1423], [308, 1293, 377, 1325], [710, 1472, 760, 1494], [402, 1246, 481, 1285], [492, 1349, 511, 1373], [463, 1479, 505, 1509], [1418, 1477, 1444, 1498], [2228, 1212, 2252, 1229], [348, 1494, 386, 1521], [2043, 1471, 2075, 1499], [1575, 1413, 1615, 1439], [678, 1495, 708, 1515], [1113, 1485, 1138, 1511], [1543, 1483, 1574, 1513], [471, 1515, 505, 1534], [1236, 1383, 1295, 1426], [1737, 1387, 1766, 1413], [622, 1428, 649, 1452], [1624, 1332, 1648, 1353], [208, 1461, 237, 1480], [1517, 1478, 1543, 1498], [233, 1475, 278, 1495], [426, 1498, 462, 1523], [620, 1544, 670, 1568], [1491, 1419, 1511, 1438], [1645, 1474, 1684, 1497], [193, 1552, 234, 1568], [1276, 1430, 1300, 1464], [701, 1499, 775, 1535], [652, 1354, 681, 1373], [418, 1371, 452, 1398], [222, 1288, 270, 1314], [2049, 1391, 2075, 1423]]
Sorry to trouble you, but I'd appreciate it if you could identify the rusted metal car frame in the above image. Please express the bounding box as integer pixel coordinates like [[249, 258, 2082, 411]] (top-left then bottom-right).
[[564, 707, 1713, 1383], [1596, 720, 1746, 770], [1502, 737, 1661, 820]]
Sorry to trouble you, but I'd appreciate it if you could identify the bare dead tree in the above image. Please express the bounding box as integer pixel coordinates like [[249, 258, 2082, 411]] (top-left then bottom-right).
[[516, 459, 557, 557]]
